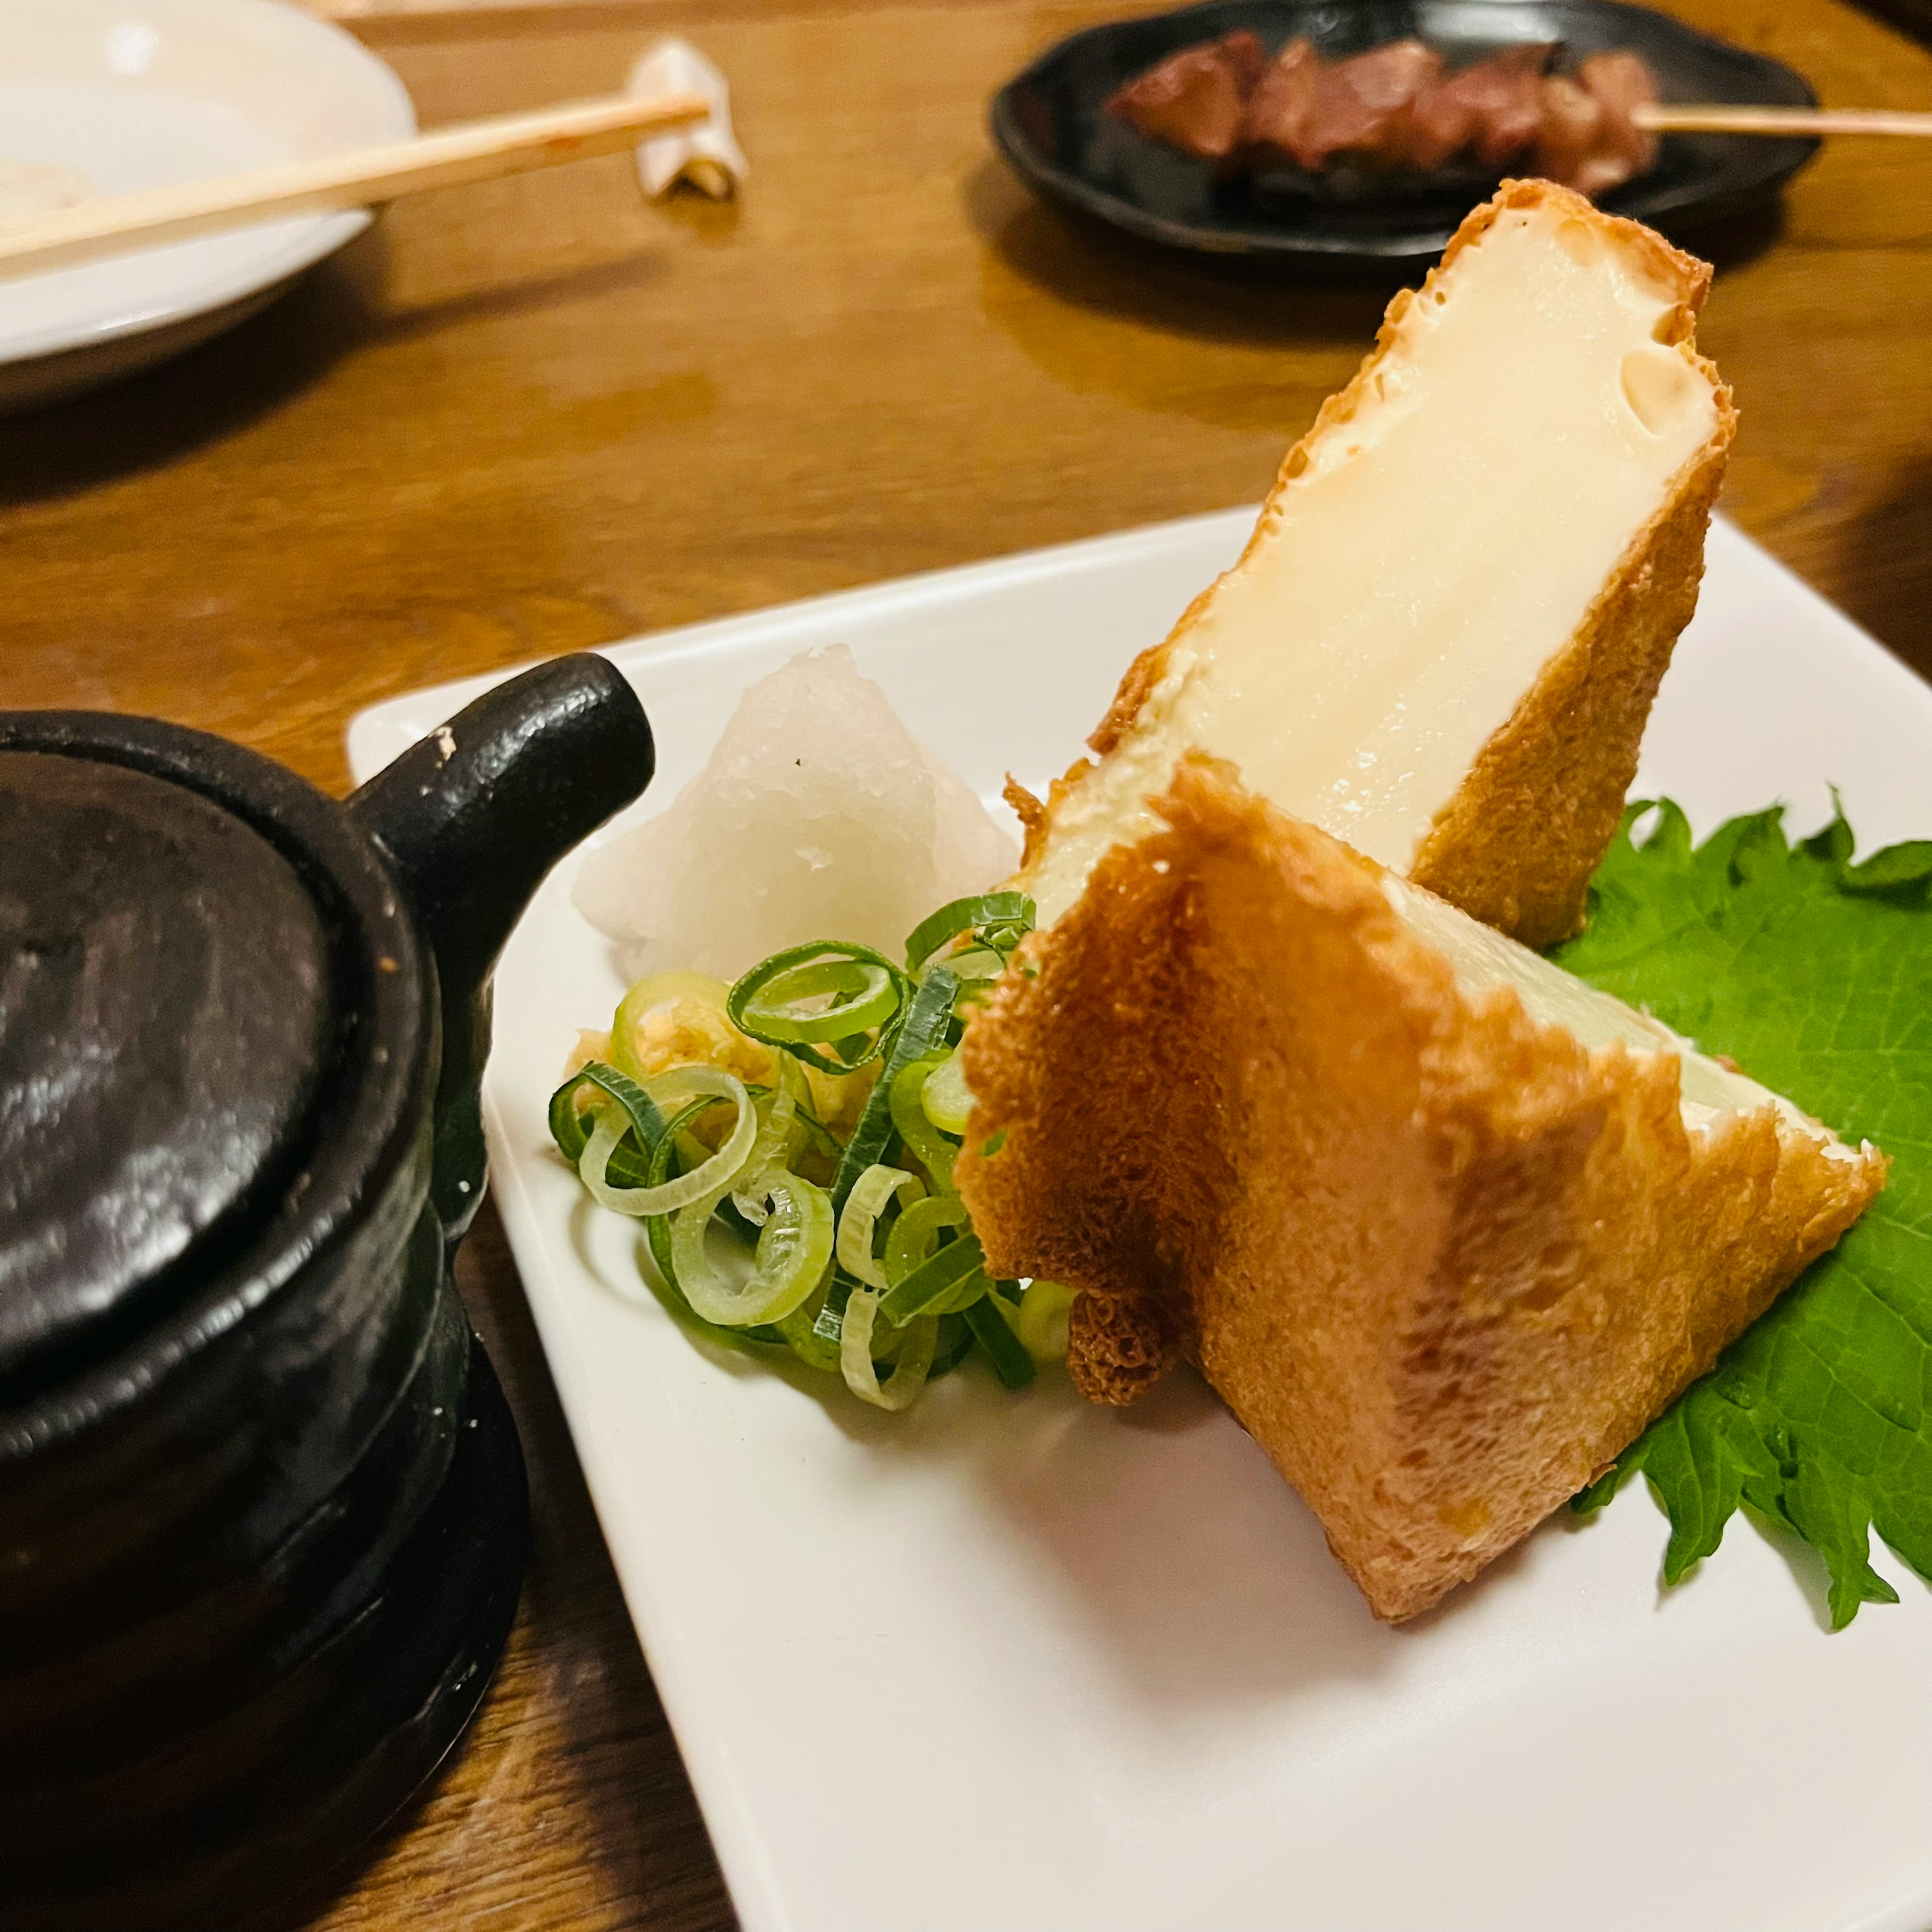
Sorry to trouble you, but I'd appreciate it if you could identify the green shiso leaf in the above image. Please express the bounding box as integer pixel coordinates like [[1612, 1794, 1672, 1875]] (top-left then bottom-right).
[[1557, 800, 1932, 1627]]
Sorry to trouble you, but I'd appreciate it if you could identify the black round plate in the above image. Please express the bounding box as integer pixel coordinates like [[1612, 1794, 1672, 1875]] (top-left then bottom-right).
[[990, 0, 1818, 264]]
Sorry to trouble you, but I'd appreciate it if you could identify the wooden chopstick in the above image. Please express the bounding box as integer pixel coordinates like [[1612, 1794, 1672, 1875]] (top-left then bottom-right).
[[1635, 103, 1932, 137], [0, 90, 709, 281]]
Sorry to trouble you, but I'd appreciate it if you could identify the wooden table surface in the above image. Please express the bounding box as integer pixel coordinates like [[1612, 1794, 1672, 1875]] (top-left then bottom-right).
[[11, 0, 1932, 1922]]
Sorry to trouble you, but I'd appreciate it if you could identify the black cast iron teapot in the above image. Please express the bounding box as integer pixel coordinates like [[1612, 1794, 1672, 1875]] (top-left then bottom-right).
[[0, 654, 654, 1930]]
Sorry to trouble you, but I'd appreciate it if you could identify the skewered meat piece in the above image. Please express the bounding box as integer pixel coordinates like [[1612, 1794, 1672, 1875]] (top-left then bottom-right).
[[1104, 29, 1268, 159], [1405, 43, 1554, 168], [1218, 27, 1270, 94], [1535, 50, 1661, 196], [1244, 37, 1444, 170], [1107, 31, 1662, 198], [1239, 36, 1318, 165]]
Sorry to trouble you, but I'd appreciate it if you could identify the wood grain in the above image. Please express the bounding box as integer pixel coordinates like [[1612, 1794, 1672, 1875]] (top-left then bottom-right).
[[8, 1, 1932, 1924]]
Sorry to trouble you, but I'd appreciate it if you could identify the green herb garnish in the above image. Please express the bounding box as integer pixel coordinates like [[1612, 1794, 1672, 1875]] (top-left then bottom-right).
[[1565, 801, 1932, 1626]]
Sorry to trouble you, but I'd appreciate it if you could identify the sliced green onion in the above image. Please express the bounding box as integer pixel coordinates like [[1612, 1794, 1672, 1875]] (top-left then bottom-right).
[[609, 970, 732, 1081], [755, 1057, 843, 1165], [927, 1311, 974, 1381], [740, 956, 900, 1042], [640, 1259, 791, 1353], [672, 1169, 834, 1327], [820, 970, 957, 1346], [728, 941, 911, 1075], [835, 1164, 925, 1289], [579, 1065, 756, 1217], [840, 1287, 938, 1411], [641, 1242, 791, 1351], [880, 1228, 986, 1323], [548, 1061, 667, 1179], [731, 1087, 799, 1226], [883, 1193, 972, 1282], [567, 895, 1059, 1415], [548, 1076, 596, 1166], [943, 945, 1008, 982], [777, 1280, 842, 1373], [883, 1205, 992, 1318], [789, 1104, 844, 1164], [769, 1049, 812, 1107], [811, 1270, 860, 1353], [904, 892, 1036, 974], [637, 1112, 788, 1352], [919, 1052, 975, 1135], [891, 1055, 959, 1192], [637, 1101, 791, 1348], [965, 1294, 1037, 1390], [936, 1268, 993, 1317], [827, 964, 959, 1216], [1013, 1279, 1074, 1363]]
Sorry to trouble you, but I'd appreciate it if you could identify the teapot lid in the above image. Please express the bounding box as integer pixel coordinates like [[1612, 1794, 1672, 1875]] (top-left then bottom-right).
[[0, 749, 334, 1393]]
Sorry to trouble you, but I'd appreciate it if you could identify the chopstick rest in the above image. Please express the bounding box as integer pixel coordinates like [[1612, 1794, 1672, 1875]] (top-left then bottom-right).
[[629, 39, 748, 200]]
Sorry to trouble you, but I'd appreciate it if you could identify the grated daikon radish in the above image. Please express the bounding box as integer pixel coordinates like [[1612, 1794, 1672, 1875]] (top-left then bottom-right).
[[574, 646, 1018, 979]]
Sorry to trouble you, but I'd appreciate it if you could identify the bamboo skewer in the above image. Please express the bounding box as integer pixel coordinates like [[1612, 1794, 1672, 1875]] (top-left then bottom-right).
[[0, 91, 710, 281], [1634, 103, 1932, 137]]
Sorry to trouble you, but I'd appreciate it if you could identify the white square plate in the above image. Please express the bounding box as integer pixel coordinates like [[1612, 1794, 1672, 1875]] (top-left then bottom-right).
[[350, 511, 1932, 1932]]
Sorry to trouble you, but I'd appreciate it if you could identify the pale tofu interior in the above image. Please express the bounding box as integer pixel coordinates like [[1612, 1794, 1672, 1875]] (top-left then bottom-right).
[[1028, 199, 1720, 927], [1381, 870, 1856, 1153]]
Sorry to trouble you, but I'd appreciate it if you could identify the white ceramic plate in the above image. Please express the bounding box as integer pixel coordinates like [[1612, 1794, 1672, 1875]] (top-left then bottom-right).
[[0, 0, 414, 410], [350, 511, 1932, 1932]]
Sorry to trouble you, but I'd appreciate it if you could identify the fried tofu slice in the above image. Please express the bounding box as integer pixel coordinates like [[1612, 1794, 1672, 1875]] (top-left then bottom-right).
[[960, 759, 1884, 1622], [1018, 180, 1736, 949]]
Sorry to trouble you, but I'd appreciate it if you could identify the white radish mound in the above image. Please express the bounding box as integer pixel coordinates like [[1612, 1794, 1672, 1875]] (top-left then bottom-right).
[[574, 645, 1019, 980]]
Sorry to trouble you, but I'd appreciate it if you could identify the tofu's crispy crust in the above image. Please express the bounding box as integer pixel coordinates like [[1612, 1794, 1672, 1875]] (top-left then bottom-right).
[[1405, 198, 1734, 941], [958, 758, 1884, 1622], [1032, 179, 1736, 947]]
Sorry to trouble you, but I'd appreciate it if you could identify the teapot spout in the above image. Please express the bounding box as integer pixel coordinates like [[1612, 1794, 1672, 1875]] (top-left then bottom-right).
[[349, 654, 654, 1240]]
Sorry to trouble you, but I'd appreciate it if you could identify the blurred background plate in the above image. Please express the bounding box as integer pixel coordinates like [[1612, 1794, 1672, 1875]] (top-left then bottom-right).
[[0, 0, 413, 412], [990, 0, 1819, 265]]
